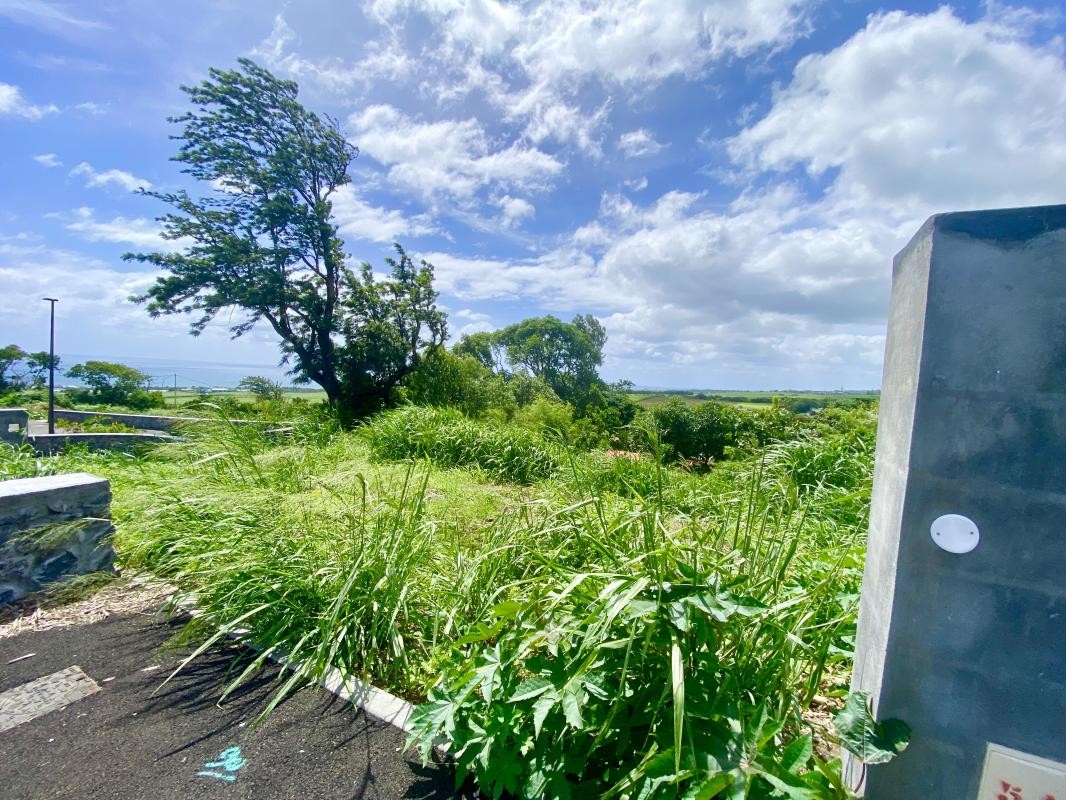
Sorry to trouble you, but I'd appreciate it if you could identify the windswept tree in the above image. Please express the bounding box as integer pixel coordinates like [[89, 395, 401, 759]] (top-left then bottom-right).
[[237, 375, 283, 402], [0, 345, 27, 390], [66, 360, 155, 407], [126, 59, 446, 422]]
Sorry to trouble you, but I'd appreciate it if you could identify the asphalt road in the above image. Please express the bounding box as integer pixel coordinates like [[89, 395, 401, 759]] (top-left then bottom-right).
[[0, 612, 465, 800]]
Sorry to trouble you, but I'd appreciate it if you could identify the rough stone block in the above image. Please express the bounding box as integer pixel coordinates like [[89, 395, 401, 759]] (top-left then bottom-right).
[[0, 473, 116, 603], [0, 408, 29, 444]]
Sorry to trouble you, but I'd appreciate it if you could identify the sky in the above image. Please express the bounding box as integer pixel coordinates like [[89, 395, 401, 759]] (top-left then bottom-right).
[[1, 0, 1065, 390]]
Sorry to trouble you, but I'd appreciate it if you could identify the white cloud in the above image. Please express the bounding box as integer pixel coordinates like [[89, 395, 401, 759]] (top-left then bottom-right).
[[62, 207, 175, 250], [70, 162, 151, 192], [374, 0, 812, 85], [331, 184, 437, 243], [497, 196, 535, 228], [618, 129, 666, 158], [348, 104, 562, 205], [252, 14, 412, 94], [0, 0, 107, 33], [0, 82, 57, 119], [33, 153, 61, 168], [451, 307, 494, 339], [729, 7, 1066, 216], [0, 240, 281, 360], [358, 0, 810, 168], [74, 101, 106, 115], [623, 176, 649, 192]]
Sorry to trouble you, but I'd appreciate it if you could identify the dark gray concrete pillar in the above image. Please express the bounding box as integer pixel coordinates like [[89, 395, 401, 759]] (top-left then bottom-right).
[[850, 205, 1066, 797]]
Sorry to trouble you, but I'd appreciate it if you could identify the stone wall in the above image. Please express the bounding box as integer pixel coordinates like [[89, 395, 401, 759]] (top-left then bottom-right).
[[28, 432, 180, 455], [0, 408, 29, 444], [53, 409, 191, 432], [0, 473, 116, 603]]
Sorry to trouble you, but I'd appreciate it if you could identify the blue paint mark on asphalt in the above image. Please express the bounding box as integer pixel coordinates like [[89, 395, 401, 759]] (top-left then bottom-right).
[[197, 746, 247, 783]]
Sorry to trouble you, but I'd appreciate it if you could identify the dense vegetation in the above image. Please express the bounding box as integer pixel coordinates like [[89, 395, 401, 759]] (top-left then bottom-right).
[[0, 397, 904, 797]]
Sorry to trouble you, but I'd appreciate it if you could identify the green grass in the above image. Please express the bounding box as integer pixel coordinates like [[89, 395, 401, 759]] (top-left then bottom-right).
[[1, 402, 877, 796]]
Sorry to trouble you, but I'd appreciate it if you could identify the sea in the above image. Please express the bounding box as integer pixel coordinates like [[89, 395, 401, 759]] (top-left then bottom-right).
[[60, 354, 295, 390]]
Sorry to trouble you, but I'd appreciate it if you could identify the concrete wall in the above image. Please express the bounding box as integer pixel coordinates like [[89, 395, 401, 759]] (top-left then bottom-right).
[[28, 432, 180, 455], [54, 409, 193, 431], [850, 205, 1066, 796], [0, 473, 116, 603], [53, 409, 279, 431], [0, 408, 29, 444]]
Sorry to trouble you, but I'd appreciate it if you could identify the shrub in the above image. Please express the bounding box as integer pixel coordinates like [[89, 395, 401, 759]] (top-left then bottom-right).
[[409, 496, 865, 799], [363, 405, 562, 485]]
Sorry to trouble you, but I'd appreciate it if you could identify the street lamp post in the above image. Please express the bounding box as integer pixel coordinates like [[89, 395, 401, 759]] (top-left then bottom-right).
[[42, 297, 58, 434]]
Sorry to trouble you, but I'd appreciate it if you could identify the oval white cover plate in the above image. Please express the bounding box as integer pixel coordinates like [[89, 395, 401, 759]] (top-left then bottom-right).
[[930, 513, 980, 554]]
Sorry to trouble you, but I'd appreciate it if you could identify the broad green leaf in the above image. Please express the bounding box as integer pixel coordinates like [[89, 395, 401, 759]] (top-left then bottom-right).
[[685, 773, 732, 800], [561, 682, 585, 730], [532, 691, 557, 738], [509, 676, 553, 702], [834, 691, 911, 765], [779, 734, 813, 774], [755, 768, 815, 799]]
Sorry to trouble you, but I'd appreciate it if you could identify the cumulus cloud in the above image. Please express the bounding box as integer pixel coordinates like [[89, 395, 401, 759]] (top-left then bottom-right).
[[354, 0, 811, 167], [0, 82, 57, 119], [371, 0, 812, 85], [348, 104, 562, 205], [70, 162, 151, 192], [729, 7, 1066, 216], [331, 184, 437, 243], [497, 196, 535, 228], [451, 307, 494, 339], [0, 239, 281, 360]]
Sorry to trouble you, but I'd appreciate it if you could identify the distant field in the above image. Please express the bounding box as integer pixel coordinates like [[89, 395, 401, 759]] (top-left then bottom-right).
[[628, 389, 879, 410], [153, 388, 329, 407]]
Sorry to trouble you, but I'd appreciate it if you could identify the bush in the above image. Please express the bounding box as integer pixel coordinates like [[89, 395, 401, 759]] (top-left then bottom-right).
[[363, 405, 562, 485], [409, 499, 864, 799], [652, 399, 742, 466]]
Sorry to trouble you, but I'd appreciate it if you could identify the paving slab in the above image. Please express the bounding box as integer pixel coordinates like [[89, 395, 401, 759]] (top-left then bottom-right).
[[0, 611, 465, 800]]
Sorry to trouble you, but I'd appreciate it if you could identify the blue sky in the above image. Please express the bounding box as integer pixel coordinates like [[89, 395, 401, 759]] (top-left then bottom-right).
[[1, 0, 1065, 389]]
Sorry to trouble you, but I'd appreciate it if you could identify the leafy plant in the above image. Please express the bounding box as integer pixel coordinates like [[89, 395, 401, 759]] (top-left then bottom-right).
[[408, 491, 866, 799], [832, 692, 910, 766]]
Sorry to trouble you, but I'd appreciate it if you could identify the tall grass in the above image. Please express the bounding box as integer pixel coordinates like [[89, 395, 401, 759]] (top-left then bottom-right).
[[1, 402, 874, 795], [363, 405, 562, 484]]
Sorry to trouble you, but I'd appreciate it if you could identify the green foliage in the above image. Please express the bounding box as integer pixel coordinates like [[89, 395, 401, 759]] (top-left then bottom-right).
[[512, 396, 574, 438], [651, 399, 742, 466], [833, 692, 910, 766], [495, 314, 606, 405], [0, 442, 56, 480], [402, 349, 513, 419], [237, 375, 283, 402], [0, 344, 27, 389], [363, 405, 562, 485], [0, 345, 58, 391], [13, 399, 887, 798], [65, 360, 163, 409], [408, 488, 867, 799], [125, 59, 445, 422]]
